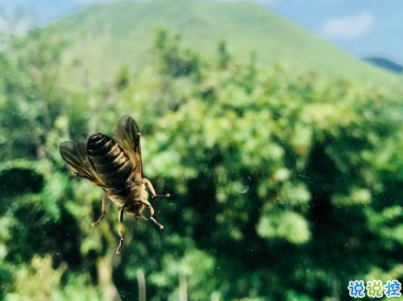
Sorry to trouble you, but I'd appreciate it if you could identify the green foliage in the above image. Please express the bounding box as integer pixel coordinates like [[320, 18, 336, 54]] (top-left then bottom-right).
[[4, 255, 66, 301], [1, 26, 403, 301], [4, 255, 103, 301], [257, 210, 311, 244], [150, 249, 217, 301], [217, 41, 231, 69], [152, 28, 201, 78]]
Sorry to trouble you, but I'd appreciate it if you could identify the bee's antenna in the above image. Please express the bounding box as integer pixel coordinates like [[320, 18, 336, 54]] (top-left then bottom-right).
[[152, 193, 171, 199]]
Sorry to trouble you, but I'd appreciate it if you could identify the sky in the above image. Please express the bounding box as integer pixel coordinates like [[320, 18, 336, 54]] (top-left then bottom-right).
[[265, 0, 403, 63], [0, 0, 402, 63]]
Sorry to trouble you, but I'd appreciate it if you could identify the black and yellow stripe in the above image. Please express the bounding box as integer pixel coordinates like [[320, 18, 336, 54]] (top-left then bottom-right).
[[87, 133, 132, 185]]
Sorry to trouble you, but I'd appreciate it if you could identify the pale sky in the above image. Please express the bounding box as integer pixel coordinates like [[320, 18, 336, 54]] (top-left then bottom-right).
[[266, 0, 403, 63]]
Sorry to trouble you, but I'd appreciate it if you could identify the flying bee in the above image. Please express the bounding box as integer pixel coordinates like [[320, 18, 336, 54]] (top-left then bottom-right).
[[59, 115, 170, 253]]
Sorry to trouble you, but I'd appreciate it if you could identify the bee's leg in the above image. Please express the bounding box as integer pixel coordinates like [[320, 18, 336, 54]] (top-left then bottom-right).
[[142, 178, 171, 198], [116, 205, 125, 254], [139, 200, 164, 230], [91, 194, 108, 226], [134, 214, 147, 222], [150, 216, 164, 229]]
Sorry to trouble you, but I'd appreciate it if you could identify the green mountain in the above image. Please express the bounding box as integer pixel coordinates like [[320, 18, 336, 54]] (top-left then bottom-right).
[[364, 57, 403, 74], [52, 0, 399, 88]]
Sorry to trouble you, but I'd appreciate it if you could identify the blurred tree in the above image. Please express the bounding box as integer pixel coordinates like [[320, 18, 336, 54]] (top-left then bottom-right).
[[1, 26, 403, 301], [152, 28, 200, 79], [217, 41, 231, 70]]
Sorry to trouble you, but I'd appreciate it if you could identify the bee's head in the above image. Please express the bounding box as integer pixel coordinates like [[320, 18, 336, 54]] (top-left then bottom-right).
[[123, 201, 145, 219]]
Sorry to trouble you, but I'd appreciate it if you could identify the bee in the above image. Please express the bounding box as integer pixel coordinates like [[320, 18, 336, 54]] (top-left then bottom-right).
[[59, 115, 170, 253]]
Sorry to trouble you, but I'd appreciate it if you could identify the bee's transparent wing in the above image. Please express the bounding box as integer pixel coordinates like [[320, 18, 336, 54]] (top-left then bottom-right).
[[60, 141, 106, 186], [113, 115, 143, 177]]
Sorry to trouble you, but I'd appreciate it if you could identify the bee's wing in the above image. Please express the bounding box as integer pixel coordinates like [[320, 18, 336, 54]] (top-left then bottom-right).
[[113, 115, 143, 177], [60, 141, 106, 186]]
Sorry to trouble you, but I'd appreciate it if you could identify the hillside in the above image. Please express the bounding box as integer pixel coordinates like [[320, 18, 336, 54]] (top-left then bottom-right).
[[51, 0, 399, 88], [364, 57, 403, 74]]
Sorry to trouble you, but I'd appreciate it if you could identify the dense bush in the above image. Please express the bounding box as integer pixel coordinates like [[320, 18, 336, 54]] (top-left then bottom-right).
[[1, 28, 402, 301]]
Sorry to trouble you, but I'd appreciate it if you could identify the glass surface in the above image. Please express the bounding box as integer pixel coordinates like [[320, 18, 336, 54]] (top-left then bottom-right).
[[0, 1, 402, 300]]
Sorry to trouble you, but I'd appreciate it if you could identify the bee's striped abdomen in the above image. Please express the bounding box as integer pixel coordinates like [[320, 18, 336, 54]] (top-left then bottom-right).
[[87, 133, 132, 185]]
